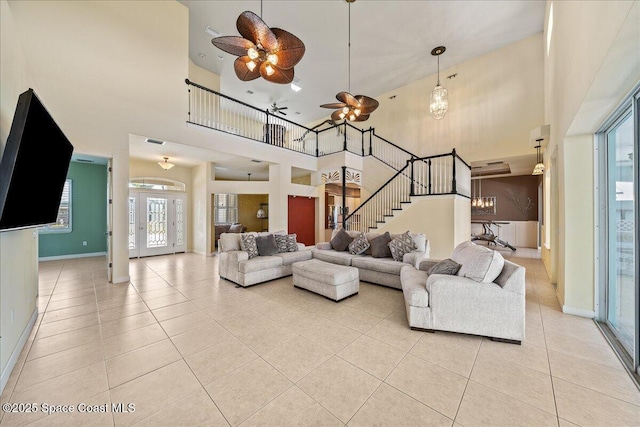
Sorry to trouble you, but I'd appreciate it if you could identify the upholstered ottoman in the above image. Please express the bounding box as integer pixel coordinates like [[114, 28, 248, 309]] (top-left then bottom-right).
[[292, 259, 359, 302]]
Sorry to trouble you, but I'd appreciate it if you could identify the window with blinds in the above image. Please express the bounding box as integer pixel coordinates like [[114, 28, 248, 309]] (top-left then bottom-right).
[[214, 194, 238, 224], [41, 179, 72, 233]]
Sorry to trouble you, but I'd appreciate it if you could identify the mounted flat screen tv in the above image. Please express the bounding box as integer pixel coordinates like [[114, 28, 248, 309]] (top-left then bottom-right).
[[0, 88, 74, 231]]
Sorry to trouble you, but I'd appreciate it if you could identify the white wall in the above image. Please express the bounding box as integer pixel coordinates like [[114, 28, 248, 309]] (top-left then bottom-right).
[[544, 0, 639, 315], [351, 34, 545, 163], [0, 0, 39, 391], [379, 195, 471, 260]]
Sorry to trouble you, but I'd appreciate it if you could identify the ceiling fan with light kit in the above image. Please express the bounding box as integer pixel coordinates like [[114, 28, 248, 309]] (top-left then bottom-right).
[[268, 102, 288, 116]]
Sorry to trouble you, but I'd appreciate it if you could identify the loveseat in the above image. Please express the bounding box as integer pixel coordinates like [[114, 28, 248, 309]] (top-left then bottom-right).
[[400, 241, 525, 343], [218, 231, 312, 287], [312, 229, 430, 289]]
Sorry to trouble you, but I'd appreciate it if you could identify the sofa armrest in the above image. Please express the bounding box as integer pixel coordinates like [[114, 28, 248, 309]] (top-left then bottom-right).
[[315, 242, 331, 250], [403, 251, 429, 269]]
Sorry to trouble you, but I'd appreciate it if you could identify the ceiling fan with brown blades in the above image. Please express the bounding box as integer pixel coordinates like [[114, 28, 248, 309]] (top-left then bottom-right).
[[320, 0, 378, 122], [210, 3, 305, 85], [321, 92, 379, 122]]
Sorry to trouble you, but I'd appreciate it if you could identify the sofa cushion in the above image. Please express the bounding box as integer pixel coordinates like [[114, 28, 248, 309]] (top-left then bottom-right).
[[452, 242, 504, 283], [427, 258, 461, 276], [348, 232, 370, 255], [219, 233, 241, 252], [240, 233, 259, 259], [369, 232, 392, 258], [330, 228, 354, 251], [311, 248, 360, 266], [292, 259, 358, 285], [256, 234, 279, 256], [238, 256, 283, 273], [275, 250, 313, 266], [352, 256, 406, 275], [388, 231, 416, 261]]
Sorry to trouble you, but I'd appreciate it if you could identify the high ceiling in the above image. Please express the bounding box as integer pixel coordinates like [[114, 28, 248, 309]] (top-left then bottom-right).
[[179, 0, 545, 125]]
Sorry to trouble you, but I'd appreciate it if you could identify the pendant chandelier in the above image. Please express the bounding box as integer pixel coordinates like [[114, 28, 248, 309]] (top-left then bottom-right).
[[471, 178, 493, 208], [210, 1, 305, 84], [532, 139, 545, 175], [158, 157, 175, 171], [319, 0, 379, 122], [429, 46, 449, 120]]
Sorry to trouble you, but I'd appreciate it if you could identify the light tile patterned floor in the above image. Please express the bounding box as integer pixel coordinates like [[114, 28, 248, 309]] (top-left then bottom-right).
[[2, 248, 640, 426]]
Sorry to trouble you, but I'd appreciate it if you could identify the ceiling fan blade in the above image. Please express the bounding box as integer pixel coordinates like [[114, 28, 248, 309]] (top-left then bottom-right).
[[237, 11, 277, 50], [353, 113, 371, 122], [336, 91, 358, 106], [260, 63, 294, 84], [270, 28, 306, 69], [234, 56, 261, 81], [330, 110, 344, 122], [320, 102, 347, 109], [355, 95, 380, 113], [211, 36, 254, 57], [278, 111, 287, 115], [278, 106, 288, 110]]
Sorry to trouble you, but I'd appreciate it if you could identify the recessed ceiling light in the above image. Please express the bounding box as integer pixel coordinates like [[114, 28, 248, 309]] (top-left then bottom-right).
[[217, 55, 224, 60], [246, 90, 254, 95], [198, 52, 206, 59], [295, 112, 301, 115]]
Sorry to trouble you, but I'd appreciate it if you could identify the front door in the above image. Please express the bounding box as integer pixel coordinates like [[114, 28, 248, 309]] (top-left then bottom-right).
[[129, 191, 186, 258]]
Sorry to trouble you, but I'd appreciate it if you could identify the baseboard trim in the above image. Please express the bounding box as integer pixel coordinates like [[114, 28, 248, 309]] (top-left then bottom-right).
[[562, 305, 595, 318], [38, 251, 107, 262], [1, 308, 38, 395], [112, 275, 130, 284]]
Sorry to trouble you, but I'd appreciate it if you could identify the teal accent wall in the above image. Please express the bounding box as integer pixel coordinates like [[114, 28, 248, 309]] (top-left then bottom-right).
[[39, 162, 108, 258]]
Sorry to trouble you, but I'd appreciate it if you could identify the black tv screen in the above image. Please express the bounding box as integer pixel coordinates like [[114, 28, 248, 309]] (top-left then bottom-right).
[[0, 89, 74, 231]]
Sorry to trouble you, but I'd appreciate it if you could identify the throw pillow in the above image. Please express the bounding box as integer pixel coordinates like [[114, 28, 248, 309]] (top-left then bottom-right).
[[228, 223, 245, 233], [285, 234, 299, 252], [255, 234, 279, 256], [240, 233, 259, 259], [274, 234, 299, 253], [452, 242, 505, 283], [219, 233, 241, 252], [427, 258, 462, 275], [348, 232, 370, 255], [369, 232, 392, 258], [388, 231, 416, 261], [330, 228, 354, 251]]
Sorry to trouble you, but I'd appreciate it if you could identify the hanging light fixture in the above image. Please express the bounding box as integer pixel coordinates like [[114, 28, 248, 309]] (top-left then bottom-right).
[[429, 46, 448, 120], [532, 139, 545, 175], [210, 0, 305, 84], [319, 0, 379, 122], [158, 157, 175, 170]]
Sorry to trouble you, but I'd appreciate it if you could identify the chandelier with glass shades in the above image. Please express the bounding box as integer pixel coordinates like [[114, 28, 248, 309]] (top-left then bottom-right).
[[429, 46, 449, 120], [471, 178, 493, 208]]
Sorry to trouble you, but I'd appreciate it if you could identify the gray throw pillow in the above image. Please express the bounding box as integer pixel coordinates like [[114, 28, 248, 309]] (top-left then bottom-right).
[[228, 223, 245, 233], [255, 234, 278, 256], [330, 228, 354, 252], [240, 233, 259, 259], [388, 231, 416, 261], [369, 232, 392, 258], [348, 232, 370, 255], [427, 258, 462, 275]]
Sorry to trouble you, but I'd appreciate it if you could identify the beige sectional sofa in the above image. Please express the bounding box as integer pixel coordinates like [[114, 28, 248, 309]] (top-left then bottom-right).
[[218, 232, 312, 287], [312, 230, 430, 289], [400, 241, 526, 343]]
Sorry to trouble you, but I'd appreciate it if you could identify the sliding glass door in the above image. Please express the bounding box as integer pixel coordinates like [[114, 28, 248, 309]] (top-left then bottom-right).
[[605, 111, 636, 355], [599, 86, 639, 377]]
